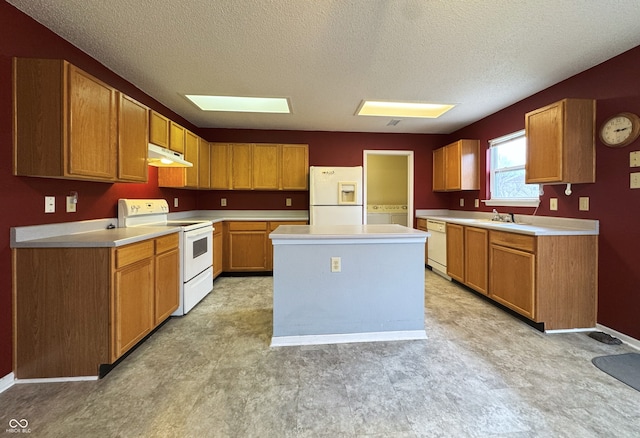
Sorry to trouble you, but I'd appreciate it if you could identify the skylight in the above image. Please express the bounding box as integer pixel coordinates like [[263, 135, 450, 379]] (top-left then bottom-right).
[[185, 95, 291, 113], [356, 100, 455, 118]]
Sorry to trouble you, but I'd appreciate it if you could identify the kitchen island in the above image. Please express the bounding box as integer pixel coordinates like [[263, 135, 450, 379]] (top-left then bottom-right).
[[269, 224, 429, 346]]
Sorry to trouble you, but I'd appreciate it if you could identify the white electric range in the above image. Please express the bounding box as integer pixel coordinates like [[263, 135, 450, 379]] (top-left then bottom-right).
[[117, 199, 214, 315]]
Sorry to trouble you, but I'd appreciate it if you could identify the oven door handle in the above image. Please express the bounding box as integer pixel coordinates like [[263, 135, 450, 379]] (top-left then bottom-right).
[[184, 227, 213, 239]]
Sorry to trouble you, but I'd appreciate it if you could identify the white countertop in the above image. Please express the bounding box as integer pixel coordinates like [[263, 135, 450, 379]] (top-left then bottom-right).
[[416, 211, 598, 236], [270, 224, 429, 244], [11, 210, 310, 248]]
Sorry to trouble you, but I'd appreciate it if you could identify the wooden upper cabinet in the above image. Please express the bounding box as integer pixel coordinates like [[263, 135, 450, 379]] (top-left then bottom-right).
[[118, 94, 149, 182], [525, 98, 595, 184], [252, 143, 280, 190], [432, 147, 445, 192], [198, 138, 211, 189], [13, 58, 118, 181], [211, 142, 232, 189], [281, 144, 309, 190], [433, 140, 479, 191], [231, 143, 253, 189], [169, 121, 185, 154], [184, 130, 199, 188], [13, 57, 150, 183], [149, 110, 170, 148]]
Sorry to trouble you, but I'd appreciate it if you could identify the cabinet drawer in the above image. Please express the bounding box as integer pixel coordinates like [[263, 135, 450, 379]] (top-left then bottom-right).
[[155, 233, 179, 254], [228, 221, 267, 231], [490, 231, 535, 253], [115, 240, 154, 269]]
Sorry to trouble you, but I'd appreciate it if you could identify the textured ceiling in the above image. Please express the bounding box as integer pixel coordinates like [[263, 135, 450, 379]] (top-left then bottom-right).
[[8, 0, 640, 134]]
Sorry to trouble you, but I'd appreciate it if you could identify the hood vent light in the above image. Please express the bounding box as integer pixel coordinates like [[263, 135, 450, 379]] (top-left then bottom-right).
[[147, 144, 193, 168]]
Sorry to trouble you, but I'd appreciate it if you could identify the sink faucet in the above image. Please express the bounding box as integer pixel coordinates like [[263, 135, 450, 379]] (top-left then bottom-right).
[[492, 209, 501, 221], [492, 209, 515, 222]]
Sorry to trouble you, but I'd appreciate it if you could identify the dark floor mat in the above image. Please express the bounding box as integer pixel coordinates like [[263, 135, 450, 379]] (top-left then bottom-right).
[[592, 353, 640, 392], [588, 331, 622, 345]]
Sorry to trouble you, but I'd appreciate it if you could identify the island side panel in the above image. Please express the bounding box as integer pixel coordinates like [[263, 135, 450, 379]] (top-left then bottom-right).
[[272, 241, 425, 338]]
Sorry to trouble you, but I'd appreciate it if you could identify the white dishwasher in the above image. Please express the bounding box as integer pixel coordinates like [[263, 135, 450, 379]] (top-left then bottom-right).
[[426, 219, 450, 280]]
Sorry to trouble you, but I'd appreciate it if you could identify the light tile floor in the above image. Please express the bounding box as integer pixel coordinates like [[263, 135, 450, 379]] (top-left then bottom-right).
[[1, 270, 639, 437]]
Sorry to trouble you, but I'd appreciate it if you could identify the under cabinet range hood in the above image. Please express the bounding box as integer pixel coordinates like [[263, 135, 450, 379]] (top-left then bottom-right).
[[147, 144, 193, 167]]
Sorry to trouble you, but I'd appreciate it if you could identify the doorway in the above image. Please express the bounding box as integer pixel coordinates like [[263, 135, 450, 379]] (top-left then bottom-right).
[[363, 150, 414, 227]]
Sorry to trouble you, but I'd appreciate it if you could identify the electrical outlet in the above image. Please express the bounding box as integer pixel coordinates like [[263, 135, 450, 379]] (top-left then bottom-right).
[[579, 197, 589, 211], [45, 196, 55, 213], [174, 197, 179, 208], [331, 257, 341, 273], [286, 198, 292, 207], [630, 151, 640, 167], [459, 198, 464, 207], [474, 199, 479, 208], [66, 196, 77, 213], [221, 198, 227, 206], [631, 172, 640, 189], [550, 198, 558, 211]]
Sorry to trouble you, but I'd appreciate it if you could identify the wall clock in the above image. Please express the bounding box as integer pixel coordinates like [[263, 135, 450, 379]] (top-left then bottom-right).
[[599, 112, 640, 147]]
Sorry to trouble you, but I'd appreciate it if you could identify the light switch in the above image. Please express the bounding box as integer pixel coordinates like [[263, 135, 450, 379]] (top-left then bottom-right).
[[579, 197, 589, 211], [550, 198, 558, 211], [174, 197, 179, 208], [286, 198, 292, 207], [630, 151, 640, 167], [474, 199, 479, 208], [331, 257, 341, 273], [631, 172, 640, 189], [459, 198, 464, 207], [221, 198, 227, 206]]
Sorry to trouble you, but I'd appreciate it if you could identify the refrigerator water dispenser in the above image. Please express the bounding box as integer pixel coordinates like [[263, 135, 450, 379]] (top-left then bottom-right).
[[338, 181, 358, 205]]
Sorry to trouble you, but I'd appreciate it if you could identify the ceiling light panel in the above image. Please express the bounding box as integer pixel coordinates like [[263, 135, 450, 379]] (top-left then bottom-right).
[[185, 95, 291, 113], [357, 100, 455, 118]]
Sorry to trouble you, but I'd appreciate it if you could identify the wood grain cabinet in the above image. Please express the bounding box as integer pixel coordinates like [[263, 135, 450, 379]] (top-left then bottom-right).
[[13, 233, 180, 378], [433, 139, 480, 191], [446, 223, 488, 295], [280, 144, 309, 190], [199, 137, 211, 189], [158, 131, 213, 190], [13, 58, 149, 183], [211, 142, 232, 189], [213, 224, 223, 278], [224, 221, 269, 271], [525, 98, 596, 184], [149, 110, 170, 149], [169, 121, 185, 154], [231, 143, 254, 190]]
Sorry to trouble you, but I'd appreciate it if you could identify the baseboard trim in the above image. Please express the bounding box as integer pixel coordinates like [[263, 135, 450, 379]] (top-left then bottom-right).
[[0, 372, 15, 393], [596, 324, 640, 351], [271, 330, 427, 347], [545, 327, 596, 334], [15, 376, 98, 384]]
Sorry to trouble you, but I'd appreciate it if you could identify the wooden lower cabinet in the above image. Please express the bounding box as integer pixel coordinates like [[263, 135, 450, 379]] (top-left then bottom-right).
[[446, 223, 464, 282], [12, 233, 180, 378], [224, 221, 269, 271], [464, 227, 488, 295], [213, 225, 223, 278], [489, 242, 535, 319]]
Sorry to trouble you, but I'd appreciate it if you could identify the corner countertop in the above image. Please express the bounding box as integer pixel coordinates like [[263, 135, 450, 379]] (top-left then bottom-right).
[[415, 210, 598, 236], [270, 224, 429, 245]]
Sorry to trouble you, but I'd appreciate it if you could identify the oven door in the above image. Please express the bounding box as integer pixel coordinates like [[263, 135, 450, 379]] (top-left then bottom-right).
[[183, 226, 213, 280]]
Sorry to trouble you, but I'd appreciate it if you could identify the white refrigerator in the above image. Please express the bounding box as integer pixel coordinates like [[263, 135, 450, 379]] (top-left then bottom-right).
[[309, 166, 363, 225]]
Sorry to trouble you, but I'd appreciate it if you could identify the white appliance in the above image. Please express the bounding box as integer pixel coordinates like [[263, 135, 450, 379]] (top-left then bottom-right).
[[117, 199, 214, 315], [309, 166, 363, 225], [426, 219, 450, 280], [366, 205, 408, 226]]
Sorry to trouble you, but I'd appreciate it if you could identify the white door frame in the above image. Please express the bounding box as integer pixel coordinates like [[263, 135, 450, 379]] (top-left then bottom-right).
[[363, 150, 414, 227]]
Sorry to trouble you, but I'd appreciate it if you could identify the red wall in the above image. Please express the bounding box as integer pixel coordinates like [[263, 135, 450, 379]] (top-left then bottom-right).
[[2, 0, 640, 378]]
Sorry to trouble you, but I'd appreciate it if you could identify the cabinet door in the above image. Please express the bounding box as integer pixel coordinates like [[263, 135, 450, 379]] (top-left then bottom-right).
[[444, 142, 461, 190], [169, 121, 185, 154], [464, 227, 488, 295], [67, 64, 117, 180], [416, 218, 428, 265], [281, 144, 309, 190], [489, 244, 535, 319], [155, 247, 180, 324], [211, 143, 231, 189], [525, 101, 563, 183], [118, 94, 149, 182], [432, 147, 445, 192], [446, 223, 464, 282], [213, 226, 223, 278], [184, 130, 199, 188], [113, 258, 154, 359], [253, 143, 279, 189], [231, 143, 253, 189], [149, 110, 169, 148], [227, 221, 268, 271], [199, 138, 211, 189]]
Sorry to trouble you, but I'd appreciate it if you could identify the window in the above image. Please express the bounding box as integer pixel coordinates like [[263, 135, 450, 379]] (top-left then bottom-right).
[[486, 130, 540, 207]]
